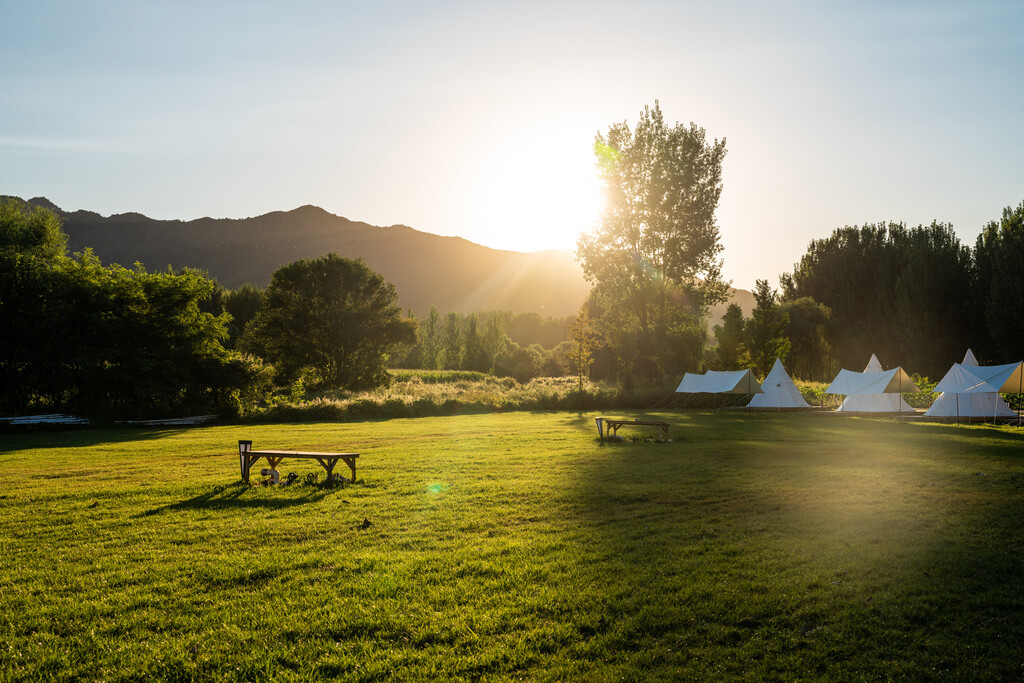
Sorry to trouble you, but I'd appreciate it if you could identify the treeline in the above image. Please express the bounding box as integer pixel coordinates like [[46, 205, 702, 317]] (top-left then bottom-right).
[[0, 199, 270, 418], [1, 198, 578, 418], [203, 267, 577, 390], [395, 310, 573, 382], [206, 283, 575, 383], [708, 202, 1024, 381]]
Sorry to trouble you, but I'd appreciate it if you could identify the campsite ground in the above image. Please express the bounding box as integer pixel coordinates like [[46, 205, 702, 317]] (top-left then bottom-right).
[[2, 412, 1022, 680]]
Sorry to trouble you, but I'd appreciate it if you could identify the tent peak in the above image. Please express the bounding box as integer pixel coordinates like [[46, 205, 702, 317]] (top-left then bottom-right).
[[864, 354, 883, 373]]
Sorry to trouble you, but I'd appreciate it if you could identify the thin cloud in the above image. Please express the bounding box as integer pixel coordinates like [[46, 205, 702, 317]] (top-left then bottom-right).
[[0, 136, 128, 153]]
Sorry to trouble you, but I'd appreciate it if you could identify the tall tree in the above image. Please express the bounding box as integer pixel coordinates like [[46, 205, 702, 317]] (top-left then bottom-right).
[[0, 198, 67, 260], [245, 253, 416, 389], [779, 297, 833, 381], [440, 312, 464, 370], [419, 307, 443, 370], [744, 279, 790, 377], [576, 101, 729, 382], [567, 305, 603, 391], [482, 315, 507, 369], [222, 283, 265, 348], [894, 223, 975, 375], [975, 200, 1024, 362], [462, 313, 490, 372], [781, 221, 974, 376], [712, 303, 747, 370]]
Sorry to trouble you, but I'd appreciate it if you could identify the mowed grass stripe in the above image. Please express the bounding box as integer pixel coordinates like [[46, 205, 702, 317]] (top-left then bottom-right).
[[1, 412, 1022, 681]]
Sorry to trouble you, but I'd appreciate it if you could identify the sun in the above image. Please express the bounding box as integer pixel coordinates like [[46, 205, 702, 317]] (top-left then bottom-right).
[[462, 123, 603, 253]]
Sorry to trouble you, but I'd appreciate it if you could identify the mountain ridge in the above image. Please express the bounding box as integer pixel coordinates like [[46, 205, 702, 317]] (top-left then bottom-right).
[[6, 196, 753, 322]]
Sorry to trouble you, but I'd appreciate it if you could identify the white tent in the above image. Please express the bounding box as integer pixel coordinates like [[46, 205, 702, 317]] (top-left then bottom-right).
[[932, 358, 1024, 395], [924, 350, 1017, 418], [827, 354, 918, 412], [748, 359, 810, 408], [675, 369, 763, 395]]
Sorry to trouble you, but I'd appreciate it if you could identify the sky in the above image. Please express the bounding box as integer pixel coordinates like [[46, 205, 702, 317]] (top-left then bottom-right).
[[2, 0, 1023, 291]]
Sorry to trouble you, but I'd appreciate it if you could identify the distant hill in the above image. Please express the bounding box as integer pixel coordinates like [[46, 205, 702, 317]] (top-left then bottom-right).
[[709, 287, 755, 327], [9, 196, 753, 320]]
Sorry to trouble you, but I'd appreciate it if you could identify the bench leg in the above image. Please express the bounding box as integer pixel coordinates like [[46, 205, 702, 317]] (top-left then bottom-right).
[[242, 455, 262, 483], [343, 456, 356, 482], [315, 457, 337, 482]]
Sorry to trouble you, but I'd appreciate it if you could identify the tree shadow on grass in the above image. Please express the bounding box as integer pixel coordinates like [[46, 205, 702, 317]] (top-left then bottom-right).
[[563, 413, 1024, 679], [0, 427, 192, 454], [137, 481, 340, 517]]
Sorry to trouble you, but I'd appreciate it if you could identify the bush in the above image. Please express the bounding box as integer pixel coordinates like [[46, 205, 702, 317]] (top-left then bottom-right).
[[241, 373, 671, 422]]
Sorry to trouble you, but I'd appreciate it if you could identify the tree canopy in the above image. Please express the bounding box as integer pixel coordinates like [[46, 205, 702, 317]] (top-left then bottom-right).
[[576, 102, 729, 382], [780, 221, 974, 378], [0, 198, 260, 418], [974, 200, 1024, 362], [245, 253, 417, 390]]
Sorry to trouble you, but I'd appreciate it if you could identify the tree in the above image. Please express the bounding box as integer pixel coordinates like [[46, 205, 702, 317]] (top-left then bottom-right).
[[974, 200, 1024, 362], [222, 283, 265, 348], [59, 254, 246, 417], [419, 307, 443, 370], [779, 297, 833, 381], [744, 279, 790, 377], [0, 198, 67, 260], [482, 315, 507, 369], [567, 305, 603, 391], [894, 224, 975, 376], [712, 303, 747, 370], [1, 199, 262, 418], [440, 312, 464, 370], [576, 101, 729, 382], [245, 253, 416, 390], [462, 313, 491, 372], [781, 221, 975, 376], [494, 342, 544, 383]]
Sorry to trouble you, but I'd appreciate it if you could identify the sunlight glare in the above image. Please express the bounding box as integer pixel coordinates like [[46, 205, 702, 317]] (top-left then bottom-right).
[[463, 124, 602, 252]]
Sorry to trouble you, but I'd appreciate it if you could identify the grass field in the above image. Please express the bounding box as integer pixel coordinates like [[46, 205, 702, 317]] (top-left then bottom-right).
[[2, 412, 1023, 681]]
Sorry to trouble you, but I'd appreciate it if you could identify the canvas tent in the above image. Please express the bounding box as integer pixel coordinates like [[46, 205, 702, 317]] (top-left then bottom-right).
[[924, 349, 1017, 419], [748, 359, 810, 408], [826, 354, 918, 413], [675, 369, 763, 395]]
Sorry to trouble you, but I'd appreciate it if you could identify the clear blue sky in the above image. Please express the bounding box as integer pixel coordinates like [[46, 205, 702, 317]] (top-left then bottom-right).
[[3, 0, 1022, 290]]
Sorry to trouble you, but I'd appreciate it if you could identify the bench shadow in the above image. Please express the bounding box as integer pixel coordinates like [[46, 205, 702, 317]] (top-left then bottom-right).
[[137, 481, 337, 517]]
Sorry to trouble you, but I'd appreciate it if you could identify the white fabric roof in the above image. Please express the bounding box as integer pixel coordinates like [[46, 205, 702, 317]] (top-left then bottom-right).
[[933, 360, 1024, 394], [825, 367, 920, 395], [864, 353, 883, 373], [926, 350, 1017, 418], [675, 369, 763, 394], [826, 355, 919, 412], [748, 359, 810, 408]]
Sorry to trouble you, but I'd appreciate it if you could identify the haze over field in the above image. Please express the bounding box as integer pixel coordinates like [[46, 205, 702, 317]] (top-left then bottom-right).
[[3, 1, 1023, 289]]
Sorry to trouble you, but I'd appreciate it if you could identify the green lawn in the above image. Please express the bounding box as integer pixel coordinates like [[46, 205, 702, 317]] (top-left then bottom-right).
[[2, 412, 1023, 681]]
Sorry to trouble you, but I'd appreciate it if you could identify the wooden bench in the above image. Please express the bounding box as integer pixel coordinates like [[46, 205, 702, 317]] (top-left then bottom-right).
[[238, 441, 358, 484], [596, 417, 670, 441]]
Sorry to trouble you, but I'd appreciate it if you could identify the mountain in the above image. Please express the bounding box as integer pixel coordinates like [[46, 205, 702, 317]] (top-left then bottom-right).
[[15, 198, 588, 317], [9, 196, 753, 321]]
